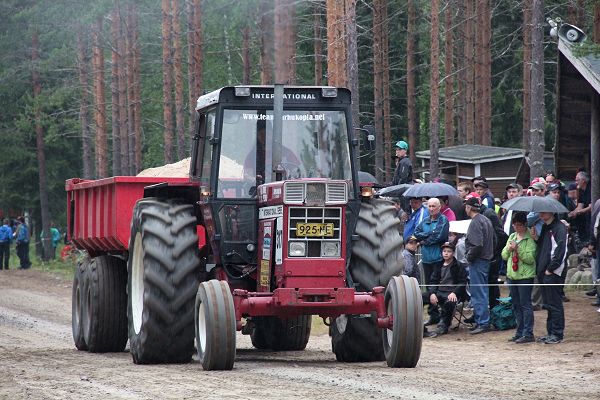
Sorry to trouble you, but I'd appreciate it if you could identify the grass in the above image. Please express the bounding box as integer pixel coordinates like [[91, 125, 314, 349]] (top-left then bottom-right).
[[5, 243, 78, 280]]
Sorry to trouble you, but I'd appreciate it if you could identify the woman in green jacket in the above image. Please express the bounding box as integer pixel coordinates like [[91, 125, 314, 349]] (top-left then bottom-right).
[[501, 212, 537, 343]]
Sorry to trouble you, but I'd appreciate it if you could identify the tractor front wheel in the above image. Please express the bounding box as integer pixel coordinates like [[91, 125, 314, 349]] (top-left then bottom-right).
[[250, 316, 311, 351], [383, 275, 423, 368], [195, 280, 236, 371]]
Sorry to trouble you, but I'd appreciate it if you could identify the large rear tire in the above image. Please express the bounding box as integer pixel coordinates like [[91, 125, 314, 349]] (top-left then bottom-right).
[[128, 198, 201, 364], [383, 275, 423, 368], [81, 255, 128, 352], [250, 316, 311, 351], [195, 280, 236, 371], [71, 260, 88, 351], [331, 199, 404, 362]]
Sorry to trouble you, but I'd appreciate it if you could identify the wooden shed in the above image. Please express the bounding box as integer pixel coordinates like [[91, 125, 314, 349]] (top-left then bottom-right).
[[555, 34, 600, 200], [415, 144, 524, 197]]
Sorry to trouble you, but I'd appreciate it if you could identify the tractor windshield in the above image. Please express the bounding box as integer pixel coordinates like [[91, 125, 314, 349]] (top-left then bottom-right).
[[217, 109, 353, 198]]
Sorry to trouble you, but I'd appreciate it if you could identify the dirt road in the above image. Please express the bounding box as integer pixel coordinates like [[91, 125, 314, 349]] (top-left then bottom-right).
[[1, 269, 599, 400]]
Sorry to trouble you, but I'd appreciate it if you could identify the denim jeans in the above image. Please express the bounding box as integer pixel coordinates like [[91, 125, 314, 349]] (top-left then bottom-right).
[[469, 258, 490, 326], [541, 273, 564, 339], [508, 278, 534, 337]]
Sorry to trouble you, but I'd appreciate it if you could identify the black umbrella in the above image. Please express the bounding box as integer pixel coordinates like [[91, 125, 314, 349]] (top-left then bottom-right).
[[501, 196, 569, 213], [402, 182, 458, 198], [358, 171, 378, 184], [376, 184, 413, 198]]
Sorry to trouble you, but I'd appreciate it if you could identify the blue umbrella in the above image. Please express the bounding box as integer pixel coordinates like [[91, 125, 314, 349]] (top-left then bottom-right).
[[402, 182, 458, 198]]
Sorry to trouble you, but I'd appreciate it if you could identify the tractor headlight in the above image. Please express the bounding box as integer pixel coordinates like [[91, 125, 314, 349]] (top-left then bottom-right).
[[321, 242, 340, 257], [289, 241, 306, 257]]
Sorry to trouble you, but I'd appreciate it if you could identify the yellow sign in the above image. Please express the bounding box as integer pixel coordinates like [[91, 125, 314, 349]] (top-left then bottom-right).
[[260, 259, 270, 287]]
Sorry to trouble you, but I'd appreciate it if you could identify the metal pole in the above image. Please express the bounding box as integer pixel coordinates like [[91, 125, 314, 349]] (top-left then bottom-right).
[[272, 84, 284, 181]]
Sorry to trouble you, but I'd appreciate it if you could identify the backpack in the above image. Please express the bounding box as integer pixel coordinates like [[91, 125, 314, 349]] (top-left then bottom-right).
[[490, 298, 516, 330]]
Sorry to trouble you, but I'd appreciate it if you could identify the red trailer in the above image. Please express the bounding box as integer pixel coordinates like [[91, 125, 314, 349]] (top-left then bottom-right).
[[67, 86, 423, 370]]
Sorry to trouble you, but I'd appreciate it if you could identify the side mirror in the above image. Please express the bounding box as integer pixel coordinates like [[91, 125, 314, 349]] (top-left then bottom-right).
[[355, 125, 375, 152]]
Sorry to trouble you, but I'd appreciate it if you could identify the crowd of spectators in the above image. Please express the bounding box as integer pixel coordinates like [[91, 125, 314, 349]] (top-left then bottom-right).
[[398, 169, 598, 344]]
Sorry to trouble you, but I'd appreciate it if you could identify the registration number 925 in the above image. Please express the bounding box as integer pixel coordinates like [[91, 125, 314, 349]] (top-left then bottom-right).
[[295, 223, 334, 237]]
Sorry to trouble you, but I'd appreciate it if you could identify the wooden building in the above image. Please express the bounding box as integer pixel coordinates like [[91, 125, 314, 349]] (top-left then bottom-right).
[[555, 33, 600, 200], [415, 144, 525, 197]]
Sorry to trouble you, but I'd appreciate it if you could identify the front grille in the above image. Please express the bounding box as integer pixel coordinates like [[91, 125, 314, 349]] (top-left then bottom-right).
[[326, 182, 347, 203], [284, 182, 304, 203], [288, 207, 342, 257]]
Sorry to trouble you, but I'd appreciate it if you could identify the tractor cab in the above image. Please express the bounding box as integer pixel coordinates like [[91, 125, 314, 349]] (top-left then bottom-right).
[[190, 86, 361, 285]]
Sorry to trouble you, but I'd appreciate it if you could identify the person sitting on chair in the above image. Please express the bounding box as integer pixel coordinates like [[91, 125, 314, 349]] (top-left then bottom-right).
[[424, 242, 468, 338]]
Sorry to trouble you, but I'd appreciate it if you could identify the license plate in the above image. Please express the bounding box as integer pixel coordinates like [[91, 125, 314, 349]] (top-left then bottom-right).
[[295, 223, 334, 237]]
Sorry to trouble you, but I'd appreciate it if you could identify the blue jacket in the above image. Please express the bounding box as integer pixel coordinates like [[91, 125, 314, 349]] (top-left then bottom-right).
[[0, 224, 13, 243], [15, 223, 29, 243], [403, 206, 429, 239], [414, 214, 449, 263]]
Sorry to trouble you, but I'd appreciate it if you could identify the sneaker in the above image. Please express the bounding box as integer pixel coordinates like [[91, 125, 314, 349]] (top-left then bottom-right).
[[536, 335, 549, 343], [435, 324, 449, 336], [508, 334, 521, 342], [543, 335, 563, 344], [463, 316, 475, 324], [424, 317, 440, 327], [585, 289, 597, 298], [469, 325, 491, 335], [515, 335, 535, 344], [468, 323, 479, 331]]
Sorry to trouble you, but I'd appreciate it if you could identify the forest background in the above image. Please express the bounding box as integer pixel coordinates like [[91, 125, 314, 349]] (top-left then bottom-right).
[[0, 0, 599, 258]]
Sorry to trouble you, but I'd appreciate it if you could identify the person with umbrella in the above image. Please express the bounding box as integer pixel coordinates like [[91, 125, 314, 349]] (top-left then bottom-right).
[[391, 140, 412, 185], [403, 197, 429, 239]]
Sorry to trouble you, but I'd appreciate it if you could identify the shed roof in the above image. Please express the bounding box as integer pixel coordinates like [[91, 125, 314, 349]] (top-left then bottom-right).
[[558, 39, 600, 95], [415, 144, 524, 164]]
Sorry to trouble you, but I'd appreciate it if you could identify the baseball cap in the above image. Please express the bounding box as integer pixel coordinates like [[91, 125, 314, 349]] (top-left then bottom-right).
[[568, 183, 578, 191], [530, 182, 546, 190], [406, 235, 419, 243], [505, 183, 519, 191], [474, 181, 489, 189], [547, 182, 561, 192], [463, 192, 481, 208], [395, 140, 408, 150], [441, 242, 455, 251], [529, 177, 546, 187], [471, 176, 487, 182]]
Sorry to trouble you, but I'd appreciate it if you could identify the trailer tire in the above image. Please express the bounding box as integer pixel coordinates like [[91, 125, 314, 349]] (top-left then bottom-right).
[[71, 260, 88, 351], [82, 255, 128, 352], [383, 275, 423, 368], [195, 280, 236, 370], [330, 199, 404, 362], [128, 198, 201, 364], [250, 316, 311, 351]]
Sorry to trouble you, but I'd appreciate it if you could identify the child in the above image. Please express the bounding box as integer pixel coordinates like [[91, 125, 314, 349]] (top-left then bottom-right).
[[402, 235, 421, 283], [424, 242, 468, 337]]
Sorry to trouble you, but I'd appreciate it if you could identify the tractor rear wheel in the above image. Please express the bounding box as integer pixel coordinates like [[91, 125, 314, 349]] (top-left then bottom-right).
[[71, 259, 88, 351], [81, 255, 128, 352], [128, 198, 201, 364], [383, 275, 423, 368], [330, 199, 404, 362], [250, 316, 311, 351], [195, 280, 236, 371]]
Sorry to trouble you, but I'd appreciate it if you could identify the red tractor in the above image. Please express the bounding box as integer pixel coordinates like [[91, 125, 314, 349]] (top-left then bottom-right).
[[67, 85, 422, 370]]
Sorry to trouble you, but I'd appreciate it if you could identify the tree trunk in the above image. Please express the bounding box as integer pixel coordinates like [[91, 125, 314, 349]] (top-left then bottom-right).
[[31, 31, 53, 261], [117, 2, 129, 175], [474, 0, 483, 144], [92, 18, 108, 179], [456, 0, 466, 144], [465, 0, 475, 144], [314, 3, 323, 86], [429, 0, 441, 178], [259, 1, 273, 85], [110, 6, 121, 175], [481, 0, 491, 146], [382, 0, 392, 183], [346, 0, 360, 135], [274, 0, 296, 84], [132, 7, 142, 174], [326, 0, 346, 87], [77, 28, 93, 179], [529, 0, 545, 180], [126, 4, 139, 175], [444, 0, 455, 147], [172, 0, 186, 160], [187, 0, 202, 136], [594, 4, 600, 43], [522, 1, 531, 151], [162, 0, 174, 163], [406, 0, 417, 160], [372, 0, 384, 182], [242, 25, 251, 84]]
